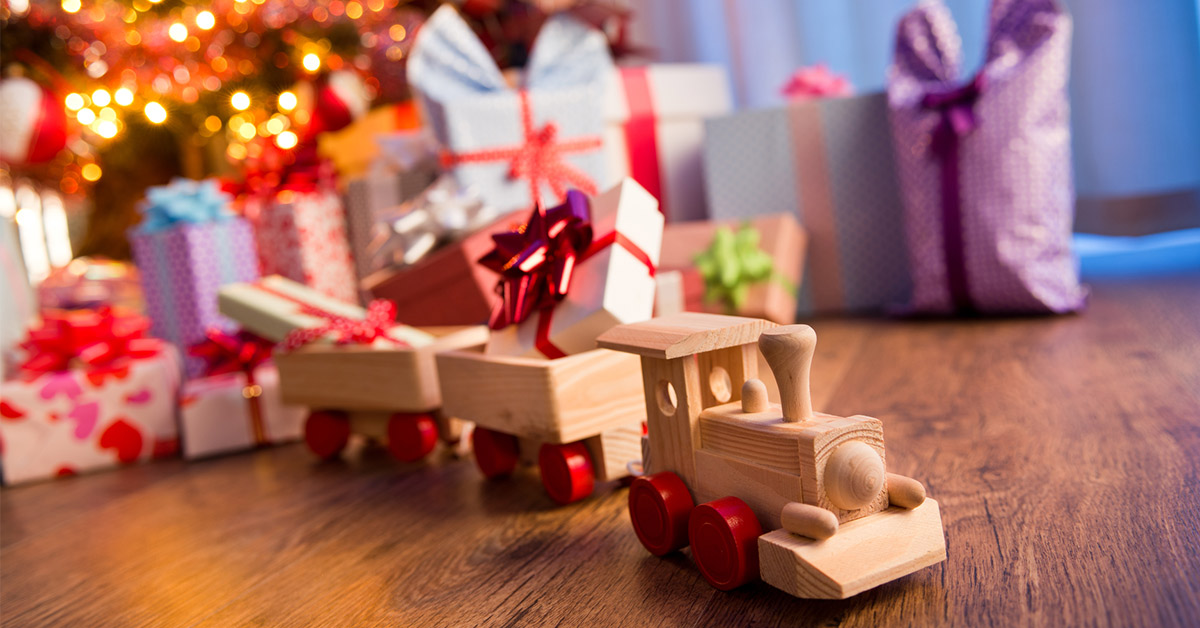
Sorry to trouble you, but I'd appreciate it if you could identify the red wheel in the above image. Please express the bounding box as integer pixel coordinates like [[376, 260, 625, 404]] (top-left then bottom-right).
[[386, 412, 439, 462], [472, 427, 519, 478], [629, 471, 694, 556], [305, 410, 350, 460], [538, 442, 595, 505], [689, 496, 763, 591]]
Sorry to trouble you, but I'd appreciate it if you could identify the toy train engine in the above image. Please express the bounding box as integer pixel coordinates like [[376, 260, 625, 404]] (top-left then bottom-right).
[[597, 313, 946, 599]]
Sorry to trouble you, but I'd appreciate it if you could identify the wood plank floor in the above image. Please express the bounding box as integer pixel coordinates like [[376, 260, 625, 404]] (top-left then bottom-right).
[[3, 271, 1199, 627]]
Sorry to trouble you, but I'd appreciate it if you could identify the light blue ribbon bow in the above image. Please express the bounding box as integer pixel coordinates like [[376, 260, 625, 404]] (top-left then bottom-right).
[[137, 178, 233, 233], [407, 5, 613, 102]]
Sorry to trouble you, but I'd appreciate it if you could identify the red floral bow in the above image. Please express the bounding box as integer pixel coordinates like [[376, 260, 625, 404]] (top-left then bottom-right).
[[280, 299, 404, 351], [188, 328, 275, 378], [20, 307, 160, 374], [479, 190, 593, 330]]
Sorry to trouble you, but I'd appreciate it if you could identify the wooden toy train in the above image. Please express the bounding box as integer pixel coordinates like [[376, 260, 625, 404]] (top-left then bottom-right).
[[597, 313, 946, 599]]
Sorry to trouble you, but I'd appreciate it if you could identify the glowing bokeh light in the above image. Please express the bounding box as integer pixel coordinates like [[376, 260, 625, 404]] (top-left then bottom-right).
[[144, 101, 167, 123], [302, 53, 320, 72], [230, 91, 250, 111], [65, 93, 84, 110], [168, 22, 188, 42], [277, 91, 297, 111], [114, 87, 134, 106], [91, 89, 111, 107], [76, 108, 96, 125], [196, 10, 215, 30], [275, 131, 298, 150], [81, 164, 102, 181]]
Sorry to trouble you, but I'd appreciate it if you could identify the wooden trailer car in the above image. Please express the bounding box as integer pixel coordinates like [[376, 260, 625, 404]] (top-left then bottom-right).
[[435, 348, 646, 504], [219, 277, 488, 462], [597, 313, 946, 599]]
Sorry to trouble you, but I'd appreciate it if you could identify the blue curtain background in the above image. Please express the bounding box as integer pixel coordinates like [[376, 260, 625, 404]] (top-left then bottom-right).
[[628, 0, 1200, 200]]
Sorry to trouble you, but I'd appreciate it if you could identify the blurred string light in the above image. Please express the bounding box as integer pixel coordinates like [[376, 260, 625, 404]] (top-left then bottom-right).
[[114, 87, 134, 106], [144, 101, 167, 123], [65, 93, 85, 110], [92, 89, 110, 106], [230, 91, 250, 110], [76, 108, 96, 125], [169, 22, 188, 42], [196, 10, 215, 30], [277, 90, 297, 111], [275, 130, 298, 149], [302, 53, 321, 72], [61, 0, 80, 13]]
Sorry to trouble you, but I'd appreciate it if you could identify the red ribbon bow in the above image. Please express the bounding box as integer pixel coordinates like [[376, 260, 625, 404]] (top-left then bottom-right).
[[440, 91, 603, 209], [280, 298, 404, 352], [20, 307, 160, 374], [188, 329, 274, 378], [479, 190, 593, 330]]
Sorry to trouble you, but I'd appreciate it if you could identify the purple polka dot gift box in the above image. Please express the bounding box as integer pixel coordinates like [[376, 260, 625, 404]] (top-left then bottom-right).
[[128, 179, 261, 378], [887, 0, 1086, 315], [703, 92, 912, 316]]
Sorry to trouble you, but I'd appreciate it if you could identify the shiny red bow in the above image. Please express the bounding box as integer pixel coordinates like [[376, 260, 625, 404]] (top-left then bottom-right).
[[280, 299, 404, 351], [20, 307, 160, 374], [479, 190, 593, 330], [188, 329, 274, 378]]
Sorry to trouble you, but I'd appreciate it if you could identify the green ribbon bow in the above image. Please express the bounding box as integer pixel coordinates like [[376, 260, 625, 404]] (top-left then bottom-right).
[[693, 223, 795, 312]]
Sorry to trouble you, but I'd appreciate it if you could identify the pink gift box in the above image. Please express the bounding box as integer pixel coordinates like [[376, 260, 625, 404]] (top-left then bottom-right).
[[0, 345, 182, 485], [179, 364, 307, 459], [246, 183, 358, 304]]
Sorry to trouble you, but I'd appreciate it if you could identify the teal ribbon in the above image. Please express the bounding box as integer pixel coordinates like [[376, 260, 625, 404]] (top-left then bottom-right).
[[136, 178, 232, 233]]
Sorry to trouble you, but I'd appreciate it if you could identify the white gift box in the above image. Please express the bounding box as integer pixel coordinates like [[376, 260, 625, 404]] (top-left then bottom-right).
[[603, 65, 733, 222], [0, 220, 35, 380], [217, 275, 434, 348], [180, 365, 308, 459], [486, 179, 663, 358]]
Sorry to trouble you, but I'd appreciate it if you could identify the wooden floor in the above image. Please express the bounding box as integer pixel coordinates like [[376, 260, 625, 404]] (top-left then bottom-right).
[[3, 271, 1199, 627]]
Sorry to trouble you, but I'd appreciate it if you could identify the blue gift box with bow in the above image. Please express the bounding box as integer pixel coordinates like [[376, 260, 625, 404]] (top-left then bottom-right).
[[128, 178, 261, 378], [407, 5, 612, 214]]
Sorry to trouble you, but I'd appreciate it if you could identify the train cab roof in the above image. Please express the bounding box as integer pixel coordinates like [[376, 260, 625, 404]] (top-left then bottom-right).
[[597, 313, 775, 360]]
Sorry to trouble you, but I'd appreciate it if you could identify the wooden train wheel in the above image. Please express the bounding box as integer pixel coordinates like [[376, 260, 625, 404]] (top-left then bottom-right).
[[386, 412, 439, 462], [472, 427, 519, 478], [628, 471, 694, 556], [304, 410, 350, 460], [538, 442, 594, 505], [689, 496, 763, 591]]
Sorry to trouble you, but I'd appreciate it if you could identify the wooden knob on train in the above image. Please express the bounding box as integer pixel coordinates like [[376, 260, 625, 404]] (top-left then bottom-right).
[[757, 325, 817, 422], [824, 441, 885, 510]]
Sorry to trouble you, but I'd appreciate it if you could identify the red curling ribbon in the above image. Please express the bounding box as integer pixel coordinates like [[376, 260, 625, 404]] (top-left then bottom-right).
[[480, 191, 657, 359], [189, 329, 275, 445], [19, 307, 160, 375], [439, 90, 603, 209], [250, 283, 408, 352], [619, 67, 667, 218]]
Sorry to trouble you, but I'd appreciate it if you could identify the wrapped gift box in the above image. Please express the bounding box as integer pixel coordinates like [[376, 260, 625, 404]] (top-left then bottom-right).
[[127, 179, 260, 377], [0, 311, 181, 485], [887, 0, 1085, 314], [180, 365, 306, 459], [407, 5, 613, 213], [659, 214, 805, 324], [704, 94, 912, 315], [218, 275, 434, 347], [1, 219, 34, 379], [602, 64, 733, 222], [245, 179, 358, 304], [485, 179, 663, 358], [362, 208, 523, 327], [342, 133, 440, 285]]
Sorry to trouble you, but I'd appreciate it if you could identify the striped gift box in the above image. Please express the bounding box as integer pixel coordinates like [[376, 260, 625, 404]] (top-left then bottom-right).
[[703, 93, 912, 315]]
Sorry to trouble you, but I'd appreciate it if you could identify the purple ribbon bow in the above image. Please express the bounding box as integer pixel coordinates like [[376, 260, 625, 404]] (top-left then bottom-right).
[[921, 73, 987, 313]]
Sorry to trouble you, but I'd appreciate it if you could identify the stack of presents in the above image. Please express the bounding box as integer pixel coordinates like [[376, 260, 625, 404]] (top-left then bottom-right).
[[0, 1, 1083, 486]]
